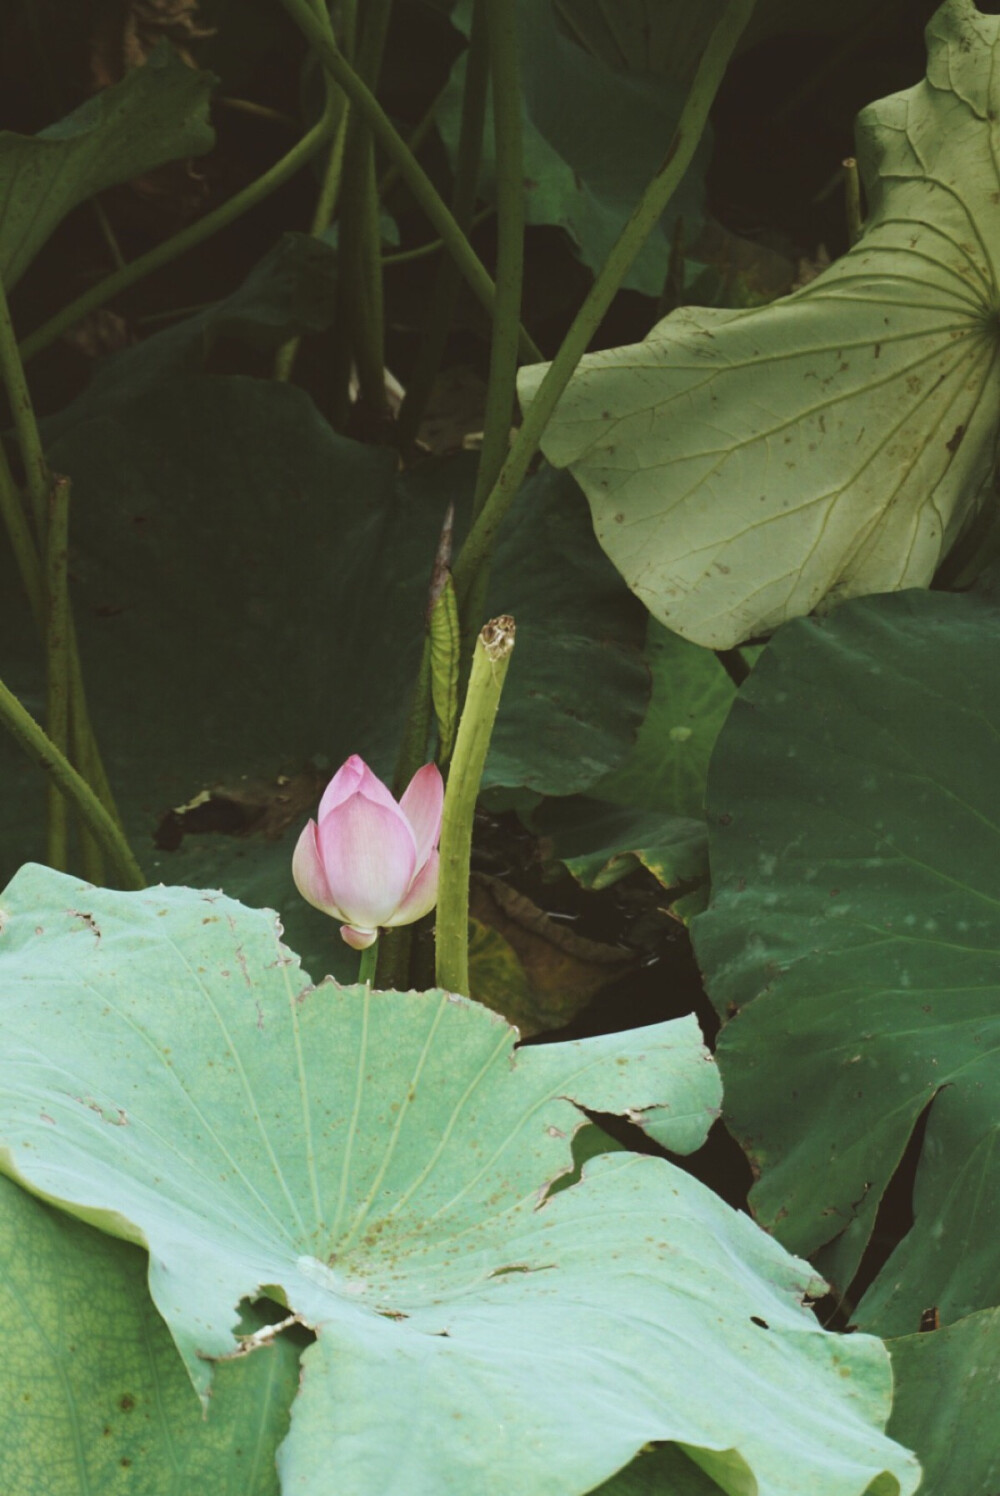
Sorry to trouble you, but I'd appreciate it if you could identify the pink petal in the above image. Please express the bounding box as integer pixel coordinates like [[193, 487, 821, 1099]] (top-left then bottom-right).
[[384, 850, 440, 928], [399, 763, 444, 869], [319, 755, 399, 822], [317, 755, 365, 821], [291, 820, 344, 918], [318, 796, 416, 930], [340, 924, 378, 950]]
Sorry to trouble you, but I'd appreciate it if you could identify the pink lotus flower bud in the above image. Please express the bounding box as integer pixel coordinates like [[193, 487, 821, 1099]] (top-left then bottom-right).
[[292, 755, 443, 950]]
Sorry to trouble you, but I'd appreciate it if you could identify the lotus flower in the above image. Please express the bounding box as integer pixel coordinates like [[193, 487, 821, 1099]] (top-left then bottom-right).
[[292, 755, 443, 950]]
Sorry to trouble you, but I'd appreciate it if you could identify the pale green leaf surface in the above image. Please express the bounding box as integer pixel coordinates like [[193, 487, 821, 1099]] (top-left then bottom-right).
[[0, 867, 918, 1496], [0, 45, 215, 288], [0, 1172, 299, 1496], [519, 0, 1000, 647], [886, 1308, 1000, 1496], [693, 588, 1000, 1335]]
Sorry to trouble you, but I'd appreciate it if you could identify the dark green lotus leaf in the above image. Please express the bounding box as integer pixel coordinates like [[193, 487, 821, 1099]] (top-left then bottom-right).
[[590, 620, 738, 817], [1, 376, 645, 975], [886, 1308, 1000, 1496], [46, 232, 340, 439], [438, 0, 708, 298], [0, 1172, 300, 1496], [533, 796, 707, 893], [0, 44, 215, 288], [693, 588, 1000, 1334]]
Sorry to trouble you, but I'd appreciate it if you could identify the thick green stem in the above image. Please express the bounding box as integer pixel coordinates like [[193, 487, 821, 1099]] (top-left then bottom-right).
[[45, 476, 71, 870], [471, 0, 524, 520], [274, 91, 350, 382], [20, 102, 338, 365], [435, 616, 515, 996], [0, 436, 117, 864], [0, 268, 49, 533], [0, 672, 143, 888], [0, 439, 43, 621], [2, 262, 125, 855], [843, 156, 863, 245], [396, 0, 491, 447], [275, 0, 542, 364], [452, 0, 756, 613], [326, 0, 393, 421], [358, 938, 380, 988]]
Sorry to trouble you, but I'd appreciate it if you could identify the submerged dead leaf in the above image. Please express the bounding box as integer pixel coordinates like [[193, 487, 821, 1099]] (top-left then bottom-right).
[[468, 873, 634, 1036]]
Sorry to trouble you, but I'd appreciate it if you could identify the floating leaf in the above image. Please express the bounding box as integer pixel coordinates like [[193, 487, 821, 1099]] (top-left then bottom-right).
[[519, 0, 1000, 647], [693, 588, 1000, 1334], [0, 43, 215, 287], [0, 1172, 299, 1496], [0, 866, 918, 1496]]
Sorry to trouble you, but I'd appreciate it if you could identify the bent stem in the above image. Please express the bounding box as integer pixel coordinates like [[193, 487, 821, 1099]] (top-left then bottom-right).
[[435, 616, 515, 996], [451, 0, 757, 615], [358, 939, 380, 988], [0, 673, 144, 889]]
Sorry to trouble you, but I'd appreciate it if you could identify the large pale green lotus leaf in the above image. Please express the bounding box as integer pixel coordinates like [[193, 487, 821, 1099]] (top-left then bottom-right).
[[0, 866, 918, 1496], [693, 588, 1000, 1336], [0, 44, 215, 288], [0, 1172, 300, 1496], [1, 373, 645, 978], [885, 1308, 1000, 1496], [438, 0, 708, 298], [519, 0, 1000, 648]]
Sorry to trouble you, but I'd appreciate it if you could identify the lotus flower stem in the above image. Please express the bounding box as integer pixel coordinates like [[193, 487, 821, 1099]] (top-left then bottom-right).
[[0, 673, 144, 889], [435, 616, 515, 996], [274, 0, 543, 365], [451, 0, 757, 615], [358, 938, 379, 989]]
